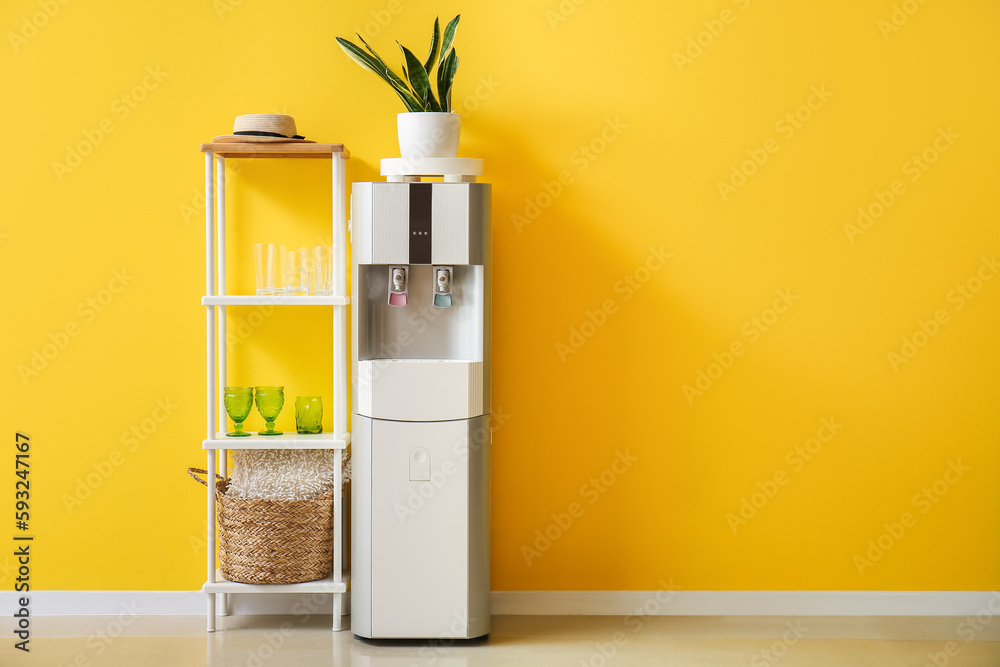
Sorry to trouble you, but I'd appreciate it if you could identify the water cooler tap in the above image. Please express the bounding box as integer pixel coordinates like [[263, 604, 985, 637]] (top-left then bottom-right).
[[388, 266, 407, 306], [433, 266, 453, 308]]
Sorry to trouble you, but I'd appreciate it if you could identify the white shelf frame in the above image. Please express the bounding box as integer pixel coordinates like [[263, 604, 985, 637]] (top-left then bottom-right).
[[201, 145, 350, 633], [204, 432, 351, 450], [204, 569, 350, 594], [202, 295, 350, 306]]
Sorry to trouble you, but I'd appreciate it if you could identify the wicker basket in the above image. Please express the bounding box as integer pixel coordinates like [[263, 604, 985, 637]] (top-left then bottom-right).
[[188, 468, 333, 584]]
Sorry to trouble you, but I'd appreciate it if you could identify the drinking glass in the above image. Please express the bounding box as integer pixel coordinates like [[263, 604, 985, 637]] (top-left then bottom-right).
[[309, 246, 323, 295], [224, 386, 254, 437], [295, 396, 323, 434], [254, 243, 276, 296], [254, 386, 284, 436], [285, 249, 299, 294], [320, 246, 334, 295], [274, 244, 287, 295], [296, 247, 310, 295]]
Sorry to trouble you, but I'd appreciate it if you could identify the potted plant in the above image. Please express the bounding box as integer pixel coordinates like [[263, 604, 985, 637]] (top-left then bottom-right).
[[337, 15, 461, 162]]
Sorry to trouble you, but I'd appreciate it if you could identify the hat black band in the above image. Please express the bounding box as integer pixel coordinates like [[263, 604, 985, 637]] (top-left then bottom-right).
[[234, 130, 305, 139]]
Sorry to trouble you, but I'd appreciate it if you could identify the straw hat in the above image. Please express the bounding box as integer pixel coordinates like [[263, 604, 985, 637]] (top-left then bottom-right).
[[213, 114, 315, 143]]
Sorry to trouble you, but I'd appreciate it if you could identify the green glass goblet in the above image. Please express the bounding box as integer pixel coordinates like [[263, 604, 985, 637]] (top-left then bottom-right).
[[224, 386, 254, 437], [254, 386, 284, 436], [295, 396, 323, 434]]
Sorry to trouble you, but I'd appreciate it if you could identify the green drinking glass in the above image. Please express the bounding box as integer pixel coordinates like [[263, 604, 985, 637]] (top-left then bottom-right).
[[254, 386, 284, 436], [295, 396, 323, 435], [224, 386, 254, 437]]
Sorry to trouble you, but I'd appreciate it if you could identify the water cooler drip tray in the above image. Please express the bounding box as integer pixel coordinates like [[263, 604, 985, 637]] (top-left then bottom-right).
[[357, 359, 484, 421]]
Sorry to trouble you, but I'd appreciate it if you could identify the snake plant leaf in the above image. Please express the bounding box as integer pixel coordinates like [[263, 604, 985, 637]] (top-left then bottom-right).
[[424, 17, 440, 74], [437, 48, 459, 112], [355, 33, 413, 99], [336, 37, 424, 111], [439, 15, 460, 67], [352, 34, 425, 111], [337, 15, 461, 114], [399, 43, 440, 111]]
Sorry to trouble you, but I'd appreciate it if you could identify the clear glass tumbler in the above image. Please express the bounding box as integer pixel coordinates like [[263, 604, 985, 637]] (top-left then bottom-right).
[[254, 243, 276, 296], [310, 246, 328, 295], [320, 246, 334, 295], [297, 247, 310, 296], [285, 249, 299, 294], [274, 244, 287, 295]]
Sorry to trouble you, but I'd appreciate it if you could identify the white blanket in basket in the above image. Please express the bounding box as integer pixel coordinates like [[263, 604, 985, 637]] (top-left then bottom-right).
[[227, 449, 351, 501]]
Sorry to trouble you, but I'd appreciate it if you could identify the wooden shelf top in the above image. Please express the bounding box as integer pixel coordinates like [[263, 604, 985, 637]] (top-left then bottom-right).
[[200, 142, 350, 159]]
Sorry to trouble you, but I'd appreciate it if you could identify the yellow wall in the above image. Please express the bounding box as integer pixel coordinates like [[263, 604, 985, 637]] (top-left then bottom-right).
[[2, 0, 998, 592]]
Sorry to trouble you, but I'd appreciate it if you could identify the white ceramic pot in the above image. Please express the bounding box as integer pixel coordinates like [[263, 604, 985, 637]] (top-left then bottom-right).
[[397, 112, 461, 161]]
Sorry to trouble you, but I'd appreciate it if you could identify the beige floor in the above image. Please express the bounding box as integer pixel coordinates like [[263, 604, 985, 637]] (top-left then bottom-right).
[[9, 614, 1000, 666]]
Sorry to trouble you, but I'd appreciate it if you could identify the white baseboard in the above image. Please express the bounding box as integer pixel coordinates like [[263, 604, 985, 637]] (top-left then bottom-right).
[[2, 590, 997, 616], [491, 590, 1000, 616]]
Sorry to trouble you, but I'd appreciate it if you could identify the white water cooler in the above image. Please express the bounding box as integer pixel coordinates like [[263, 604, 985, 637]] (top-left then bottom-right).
[[350, 158, 491, 639]]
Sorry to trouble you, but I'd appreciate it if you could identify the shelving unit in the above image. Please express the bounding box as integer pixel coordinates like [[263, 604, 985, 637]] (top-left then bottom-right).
[[199, 141, 351, 632]]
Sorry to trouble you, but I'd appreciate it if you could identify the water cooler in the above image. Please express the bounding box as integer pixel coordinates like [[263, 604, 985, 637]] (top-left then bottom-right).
[[350, 157, 491, 639]]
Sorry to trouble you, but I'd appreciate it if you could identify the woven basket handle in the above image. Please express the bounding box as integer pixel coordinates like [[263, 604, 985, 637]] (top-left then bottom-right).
[[187, 467, 225, 487]]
